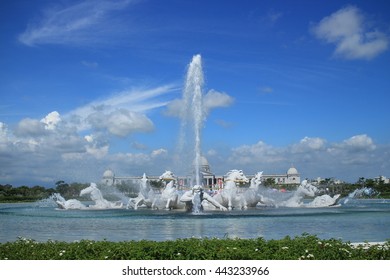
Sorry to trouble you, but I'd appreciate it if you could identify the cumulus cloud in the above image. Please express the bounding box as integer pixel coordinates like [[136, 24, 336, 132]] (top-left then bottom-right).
[[229, 140, 285, 165], [336, 134, 376, 152], [222, 134, 385, 182], [14, 118, 47, 137], [291, 137, 327, 153], [18, 0, 135, 47], [41, 111, 61, 130], [151, 148, 168, 158], [1, 118, 388, 185], [203, 89, 235, 115], [87, 108, 154, 137], [312, 6, 389, 60], [164, 89, 234, 118], [66, 84, 176, 133], [0, 122, 9, 144]]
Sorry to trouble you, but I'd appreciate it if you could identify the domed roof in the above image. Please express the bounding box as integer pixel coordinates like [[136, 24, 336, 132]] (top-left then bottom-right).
[[103, 169, 114, 178], [192, 155, 209, 166], [200, 156, 209, 166], [287, 166, 298, 175]]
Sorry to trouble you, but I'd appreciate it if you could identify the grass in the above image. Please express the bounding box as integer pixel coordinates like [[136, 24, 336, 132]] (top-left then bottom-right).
[[0, 234, 389, 260]]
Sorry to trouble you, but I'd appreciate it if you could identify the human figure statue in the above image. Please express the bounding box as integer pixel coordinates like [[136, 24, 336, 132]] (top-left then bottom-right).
[[180, 185, 228, 212]]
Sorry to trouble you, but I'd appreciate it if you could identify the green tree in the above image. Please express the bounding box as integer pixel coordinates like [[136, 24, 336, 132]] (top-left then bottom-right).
[[263, 178, 275, 187]]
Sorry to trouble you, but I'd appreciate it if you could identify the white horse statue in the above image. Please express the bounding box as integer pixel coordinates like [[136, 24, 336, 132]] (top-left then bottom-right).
[[80, 183, 123, 209], [154, 171, 181, 210], [52, 193, 87, 210], [180, 185, 228, 212], [306, 193, 341, 207], [240, 171, 268, 209], [213, 169, 249, 210], [278, 180, 318, 207], [127, 173, 155, 210]]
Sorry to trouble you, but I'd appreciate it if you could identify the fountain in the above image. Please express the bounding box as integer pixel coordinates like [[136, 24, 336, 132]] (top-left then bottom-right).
[[52, 193, 87, 210], [52, 183, 123, 210], [178, 54, 205, 186], [341, 186, 379, 204], [2, 54, 389, 244], [51, 54, 344, 212]]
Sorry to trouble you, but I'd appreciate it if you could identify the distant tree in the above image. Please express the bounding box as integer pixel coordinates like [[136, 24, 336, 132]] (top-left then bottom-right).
[[55, 180, 69, 194], [263, 178, 275, 187], [357, 177, 365, 185], [150, 180, 164, 189], [365, 179, 375, 188]]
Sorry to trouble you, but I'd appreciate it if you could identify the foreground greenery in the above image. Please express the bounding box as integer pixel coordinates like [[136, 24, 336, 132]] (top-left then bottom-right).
[[1, 235, 389, 260]]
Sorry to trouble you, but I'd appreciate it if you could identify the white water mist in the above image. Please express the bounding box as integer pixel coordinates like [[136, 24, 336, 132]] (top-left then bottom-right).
[[178, 54, 205, 186]]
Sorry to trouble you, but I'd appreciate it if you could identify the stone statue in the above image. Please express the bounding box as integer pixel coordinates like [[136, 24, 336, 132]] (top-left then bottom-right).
[[213, 169, 249, 210], [79, 183, 123, 209], [180, 185, 227, 212]]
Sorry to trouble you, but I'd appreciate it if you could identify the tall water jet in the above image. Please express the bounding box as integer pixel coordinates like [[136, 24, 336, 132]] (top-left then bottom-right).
[[179, 54, 205, 186]]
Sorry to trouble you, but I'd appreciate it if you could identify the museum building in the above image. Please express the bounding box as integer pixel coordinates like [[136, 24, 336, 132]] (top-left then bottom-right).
[[101, 156, 300, 189]]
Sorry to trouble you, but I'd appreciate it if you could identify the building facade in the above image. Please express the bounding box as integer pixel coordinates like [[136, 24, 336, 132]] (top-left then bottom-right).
[[101, 156, 301, 189]]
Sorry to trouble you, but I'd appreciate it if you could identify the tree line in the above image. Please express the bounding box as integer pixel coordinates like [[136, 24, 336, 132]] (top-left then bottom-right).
[[0, 181, 90, 202]]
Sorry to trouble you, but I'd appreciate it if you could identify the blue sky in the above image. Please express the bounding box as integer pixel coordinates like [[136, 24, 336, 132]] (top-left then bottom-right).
[[1, 0, 390, 186]]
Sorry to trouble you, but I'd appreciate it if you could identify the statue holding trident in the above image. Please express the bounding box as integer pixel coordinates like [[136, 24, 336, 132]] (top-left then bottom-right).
[[180, 185, 228, 212]]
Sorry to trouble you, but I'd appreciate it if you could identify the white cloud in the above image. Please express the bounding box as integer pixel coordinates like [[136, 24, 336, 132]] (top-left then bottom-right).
[[0, 124, 388, 185], [222, 134, 386, 182], [0, 122, 9, 144], [131, 141, 148, 150], [14, 118, 47, 137], [203, 89, 235, 114], [228, 140, 285, 165], [337, 134, 376, 152], [291, 137, 327, 153], [18, 0, 135, 47], [90, 109, 154, 137], [151, 148, 168, 158], [41, 111, 61, 130], [66, 84, 177, 133], [81, 134, 109, 159], [312, 6, 389, 60], [165, 89, 234, 118]]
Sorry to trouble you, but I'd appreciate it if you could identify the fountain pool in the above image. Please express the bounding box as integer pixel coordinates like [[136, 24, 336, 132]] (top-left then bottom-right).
[[1, 198, 389, 243]]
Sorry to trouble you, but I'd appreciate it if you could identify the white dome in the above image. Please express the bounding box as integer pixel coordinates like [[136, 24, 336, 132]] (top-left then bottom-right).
[[103, 169, 114, 178], [193, 156, 209, 166], [287, 167, 298, 175], [200, 156, 209, 166]]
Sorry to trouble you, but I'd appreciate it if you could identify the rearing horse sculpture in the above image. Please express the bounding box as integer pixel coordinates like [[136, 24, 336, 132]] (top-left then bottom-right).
[[127, 173, 155, 210], [154, 170, 181, 210], [241, 171, 265, 209], [213, 169, 249, 210], [278, 180, 318, 207], [80, 183, 123, 209]]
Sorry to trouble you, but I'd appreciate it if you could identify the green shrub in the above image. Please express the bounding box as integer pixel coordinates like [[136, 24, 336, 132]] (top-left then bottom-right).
[[0, 235, 388, 260]]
